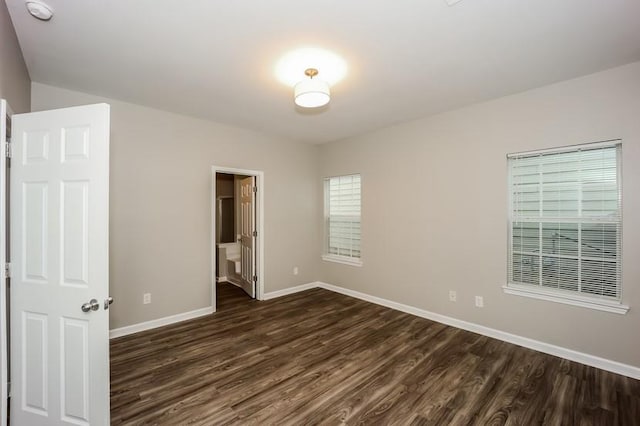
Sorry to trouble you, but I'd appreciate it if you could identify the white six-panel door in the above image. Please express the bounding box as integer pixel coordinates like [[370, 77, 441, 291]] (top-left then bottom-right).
[[239, 176, 256, 298], [10, 104, 111, 425]]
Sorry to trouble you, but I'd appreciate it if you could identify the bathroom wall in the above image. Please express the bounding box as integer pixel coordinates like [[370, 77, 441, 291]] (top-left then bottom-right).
[[216, 173, 235, 244]]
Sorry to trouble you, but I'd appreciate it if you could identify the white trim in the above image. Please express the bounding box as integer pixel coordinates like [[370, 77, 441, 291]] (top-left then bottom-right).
[[106, 280, 640, 379], [109, 306, 214, 339], [321, 255, 363, 267], [314, 282, 640, 380], [211, 166, 265, 311], [110, 281, 318, 339], [0, 99, 12, 426], [262, 282, 318, 300], [503, 284, 629, 314]]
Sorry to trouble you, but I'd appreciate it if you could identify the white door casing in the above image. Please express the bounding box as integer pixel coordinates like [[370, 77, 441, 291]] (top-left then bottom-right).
[[210, 166, 264, 310], [239, 176, 256, 298], [10, 104, 110, 425], [1, 99, 10, 426]]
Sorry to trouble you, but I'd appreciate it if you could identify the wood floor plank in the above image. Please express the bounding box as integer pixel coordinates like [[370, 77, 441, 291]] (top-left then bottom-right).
[[110, 282, 640, 425]]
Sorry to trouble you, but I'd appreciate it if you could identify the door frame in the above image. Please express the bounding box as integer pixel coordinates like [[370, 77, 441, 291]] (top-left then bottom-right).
[[210, 166, 264, 311], [0, 99, 11, 426]]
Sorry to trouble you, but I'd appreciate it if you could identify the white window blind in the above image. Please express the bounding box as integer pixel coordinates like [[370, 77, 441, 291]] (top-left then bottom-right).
[[508, 142, 622, 302], [325, 174, 361, 262]]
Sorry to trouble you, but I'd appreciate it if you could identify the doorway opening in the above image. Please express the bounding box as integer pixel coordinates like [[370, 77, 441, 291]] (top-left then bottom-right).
[[210, 166, 264, 312]]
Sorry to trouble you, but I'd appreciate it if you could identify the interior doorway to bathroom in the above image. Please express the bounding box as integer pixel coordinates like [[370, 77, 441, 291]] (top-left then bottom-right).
[[210, 166, 264, 312], [215, 172, 253, 298]]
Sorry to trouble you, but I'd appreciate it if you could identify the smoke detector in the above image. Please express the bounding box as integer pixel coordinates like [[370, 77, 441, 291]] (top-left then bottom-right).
[[26, 1, 54, 21]]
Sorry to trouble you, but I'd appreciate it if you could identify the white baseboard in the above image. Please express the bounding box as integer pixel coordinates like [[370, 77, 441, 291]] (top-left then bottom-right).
[[314, 282, 640, 380], [107, 281, 640, 379], [262, 282, 318, 300], [109, 281, 316, 339], [109, 306, 214, 339]]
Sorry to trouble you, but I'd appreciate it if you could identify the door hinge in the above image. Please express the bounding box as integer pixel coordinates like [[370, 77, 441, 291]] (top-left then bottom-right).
[[253, 275, 257, 282], [252, 186, 257, 193], [4, 262, 10, 279], [252, 230, 257, 237], [4, 140, 11, 158]]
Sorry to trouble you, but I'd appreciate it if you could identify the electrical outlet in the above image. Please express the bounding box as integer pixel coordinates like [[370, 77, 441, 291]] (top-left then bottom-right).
[[449, 290, 457, 302], [475, 296, 484, 308], [293, 266, 299, 276], [143, 293, 151, 304]]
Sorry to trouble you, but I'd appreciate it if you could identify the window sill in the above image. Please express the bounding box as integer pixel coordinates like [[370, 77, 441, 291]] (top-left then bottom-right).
[[502, 284, 629, 315], [322, 255, 363, 267]]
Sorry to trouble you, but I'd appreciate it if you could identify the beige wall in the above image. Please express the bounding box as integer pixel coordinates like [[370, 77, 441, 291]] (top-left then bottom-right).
[[29, 60, 639, 367], [32, 83, 321, 330], [319, 61, 640, 368], [0, 1, 30, 113]]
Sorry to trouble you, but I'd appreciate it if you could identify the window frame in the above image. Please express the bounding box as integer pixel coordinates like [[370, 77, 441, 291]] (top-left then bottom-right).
[[322, 173, 363, 267], [504, 140, 628, 314]]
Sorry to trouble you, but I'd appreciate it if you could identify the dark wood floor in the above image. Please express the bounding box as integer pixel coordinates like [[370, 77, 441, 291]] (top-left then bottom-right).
[[110, 283, 640, 425]]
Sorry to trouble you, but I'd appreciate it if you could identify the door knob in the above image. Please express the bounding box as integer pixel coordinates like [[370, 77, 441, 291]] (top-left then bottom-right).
[[81, 299, 100, 313], [104, 296, 114, 310]]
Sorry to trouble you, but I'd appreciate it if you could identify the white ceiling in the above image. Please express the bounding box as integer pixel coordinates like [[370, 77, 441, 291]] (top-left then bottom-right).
[[6, 0, 640, 144]]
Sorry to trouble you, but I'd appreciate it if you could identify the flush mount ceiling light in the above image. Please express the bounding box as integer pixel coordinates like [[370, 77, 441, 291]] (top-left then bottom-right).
[[275, 48, 346, 109], [294, 68, 330, 108], [26, 0, 53, 21]]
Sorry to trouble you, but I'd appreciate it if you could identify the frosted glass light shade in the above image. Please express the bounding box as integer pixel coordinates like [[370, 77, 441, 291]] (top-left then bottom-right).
[[294, 78, 331, 108]]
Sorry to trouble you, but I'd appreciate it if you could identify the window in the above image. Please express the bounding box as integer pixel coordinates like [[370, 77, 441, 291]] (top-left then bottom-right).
[[505, 141, 627, 314], [323, 174, 362, 266]]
